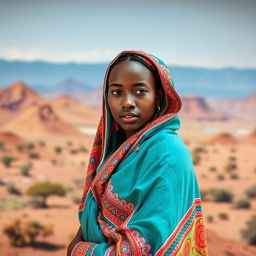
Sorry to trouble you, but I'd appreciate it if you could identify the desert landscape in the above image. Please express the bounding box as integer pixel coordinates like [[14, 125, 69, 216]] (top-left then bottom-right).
[[0, 81, 255, 256]]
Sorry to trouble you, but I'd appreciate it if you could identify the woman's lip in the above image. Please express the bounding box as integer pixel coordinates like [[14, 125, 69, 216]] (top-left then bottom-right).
[[120, 116, 139, 123]]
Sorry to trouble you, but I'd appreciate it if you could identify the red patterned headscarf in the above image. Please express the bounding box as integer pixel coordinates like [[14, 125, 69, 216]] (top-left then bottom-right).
[[79, 50, 182, 211]]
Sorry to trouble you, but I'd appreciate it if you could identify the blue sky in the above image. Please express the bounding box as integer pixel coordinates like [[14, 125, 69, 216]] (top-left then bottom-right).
[[0, 0, 255, 68]]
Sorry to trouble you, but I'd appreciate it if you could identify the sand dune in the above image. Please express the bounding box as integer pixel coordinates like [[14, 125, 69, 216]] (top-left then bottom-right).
[[52, 94, 100, 126], [0, 131, 27, 146], [2, 104, 86, 138], [206, 132, 238, 145]]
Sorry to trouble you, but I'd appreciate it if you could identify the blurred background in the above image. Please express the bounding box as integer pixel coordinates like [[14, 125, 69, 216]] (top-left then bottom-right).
[[0, 0, 255, 255]]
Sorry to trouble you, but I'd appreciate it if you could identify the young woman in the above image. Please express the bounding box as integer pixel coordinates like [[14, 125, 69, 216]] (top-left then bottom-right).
[[67, 50, 208, 256]]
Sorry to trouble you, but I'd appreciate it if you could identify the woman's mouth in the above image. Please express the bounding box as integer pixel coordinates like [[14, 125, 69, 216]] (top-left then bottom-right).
[[120, 113, 139, 123]]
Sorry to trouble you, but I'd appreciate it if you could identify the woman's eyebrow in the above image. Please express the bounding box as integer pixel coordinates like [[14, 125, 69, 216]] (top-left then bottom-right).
[[109, 81, 149, 87]]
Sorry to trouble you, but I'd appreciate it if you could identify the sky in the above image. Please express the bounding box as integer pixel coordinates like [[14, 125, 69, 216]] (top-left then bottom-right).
[[0, 0, 255, 68]]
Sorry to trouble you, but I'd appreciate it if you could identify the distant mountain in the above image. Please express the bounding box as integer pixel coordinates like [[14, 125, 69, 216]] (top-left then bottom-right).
[[179, 94, 230, 121], [0, 81, 48, 112], [0, 59, 256, 98], [40, 78, 93, 98], [206, 91, 256, 120]]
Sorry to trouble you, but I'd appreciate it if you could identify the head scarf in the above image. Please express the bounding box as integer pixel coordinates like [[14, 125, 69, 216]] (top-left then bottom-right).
[[79, 50, 182, 211]]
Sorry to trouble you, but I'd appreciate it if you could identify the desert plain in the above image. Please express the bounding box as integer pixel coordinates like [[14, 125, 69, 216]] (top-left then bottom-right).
[[0, 81, 256, 256]]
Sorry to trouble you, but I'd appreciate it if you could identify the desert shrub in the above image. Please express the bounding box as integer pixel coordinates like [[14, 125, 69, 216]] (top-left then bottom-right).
[[208, 166, 217, 172], [208, 188, 233, 202], [216, 173, 225, 181], [26, 182, 66, 208], [27, 197, 46, 209], [20, 162, 33, 176], [51, 159, 58, 165], [192, 154, 201, 166], [26, 143, 35, 150], [193, 146, 207, 154], [232, 199, 251, 209], [1, 156, 16, 167], [54, 146, 62, 154], [241, 215, 256, 245], [225, 162, 237, 173], [229, 173, 239, 180], [200, 189, 208, 201], [3, 218, 53, 246], [79, 145, 88, 153], [28, 152, 39, 159], [0, 141, 5, 150], [70, 149, 79, 154], [206, 215, 214, 223], [218, 212, 229, 220], [0, 198, 28, 211], [7, 185, 22, 196], [200, 174, 207, 179], [245, 185, 256, 199], [16, 144, 25, 152], [228, 156, 237, 162], [69, 192, 81, 204]]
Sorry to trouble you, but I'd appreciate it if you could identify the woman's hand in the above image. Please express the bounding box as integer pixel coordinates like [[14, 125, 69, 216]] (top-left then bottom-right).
[[66, 226, 84, 256]]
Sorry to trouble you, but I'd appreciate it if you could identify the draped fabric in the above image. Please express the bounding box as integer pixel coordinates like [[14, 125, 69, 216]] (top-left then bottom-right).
[[72, 51, 208, 255]]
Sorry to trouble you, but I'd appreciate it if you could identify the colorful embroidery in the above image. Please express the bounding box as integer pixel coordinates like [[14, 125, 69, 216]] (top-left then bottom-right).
[[156, 199, 207, 256], [71, 241, 98, 256], [102, 182, 134, 226]]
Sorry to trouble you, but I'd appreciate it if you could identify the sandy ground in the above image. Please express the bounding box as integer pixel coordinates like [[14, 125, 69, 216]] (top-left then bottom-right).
[[0, 120, 256, 255]]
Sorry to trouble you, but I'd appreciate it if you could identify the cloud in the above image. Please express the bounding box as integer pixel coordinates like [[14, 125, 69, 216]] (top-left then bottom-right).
[[0, 47, 118, 63]]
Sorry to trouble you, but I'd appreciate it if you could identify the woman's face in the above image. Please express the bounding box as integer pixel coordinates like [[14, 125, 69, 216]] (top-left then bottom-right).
[[108, 60, 158, 139]]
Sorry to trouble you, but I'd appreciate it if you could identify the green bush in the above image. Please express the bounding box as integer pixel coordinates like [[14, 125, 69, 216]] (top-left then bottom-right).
[[228, 156, 237, 162], [232, 199, 251, 209], [26, 143, 35, 150], [0, 141, 5, 150], [28, 152, 39, 159], [7, 185, 22, 196], [3, 218, 53, 246], [245, 185, 256, 199], [208, 166, 217, 172], [192, 154, 201, 166], [16, 144, 25, 152], [79, 145, 88, 153], [225, 162, 237, 173], [0, 198, 28, 211], [193, 146, 207, 154], [229, 173, 239, 180], [69, 192, 81, 204], [1, 156, 16, 167], [241, 215, 256, 245], [218, 212, 229, 220], [54, 146, 62, 154], [20, 162, 33, 176], [216, 173, 225, 181], [67, 141, 73, 147], [208, 188, 233, 202], [70, 149, 79, 154], [26, 182, 66, 208], [206, 215, 214, 223]]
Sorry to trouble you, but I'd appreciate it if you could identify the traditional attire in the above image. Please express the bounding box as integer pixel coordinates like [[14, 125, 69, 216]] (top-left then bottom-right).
[[72, 51, 208, 255]]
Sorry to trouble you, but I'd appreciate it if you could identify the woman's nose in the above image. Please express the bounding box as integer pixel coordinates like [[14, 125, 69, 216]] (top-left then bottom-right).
[[122, 94, 135, 109]]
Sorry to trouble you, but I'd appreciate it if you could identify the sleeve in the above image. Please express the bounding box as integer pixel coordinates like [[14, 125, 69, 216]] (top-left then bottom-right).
[[71, 157, 207, 256]]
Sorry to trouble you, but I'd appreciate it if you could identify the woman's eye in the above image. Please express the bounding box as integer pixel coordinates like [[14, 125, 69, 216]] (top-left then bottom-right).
[[136, 88, 148, 95], [111, 90, 122, 96]]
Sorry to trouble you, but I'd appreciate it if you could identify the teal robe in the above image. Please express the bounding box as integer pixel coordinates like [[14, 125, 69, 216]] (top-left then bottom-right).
[[72, 51, 208, 256]]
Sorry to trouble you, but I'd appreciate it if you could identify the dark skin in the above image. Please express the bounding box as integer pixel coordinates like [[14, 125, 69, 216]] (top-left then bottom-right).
[[108, 60, 161, 139], [66, 60, 161, 255]]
